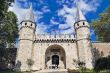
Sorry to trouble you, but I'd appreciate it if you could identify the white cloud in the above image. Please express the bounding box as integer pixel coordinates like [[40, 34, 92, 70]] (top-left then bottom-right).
[[50, 18, 59, 25], [8, 2, 28, 23], [58, 5, 76, 27], [8, 1, 43, 23], [34, 10, 43, 22], [60, 27, 74, 34], [78, 0, 99, 13], [36, 22, 48, 34], [8, 1, 46, 34], [57, 0, 101, 34], [59, 24, 70, 30], [65, 14, 75, 26], [8, 0, 101, 34], [58, 5, 76, 16], [58, 0, 101, 23], [41, 6, 51, 13]]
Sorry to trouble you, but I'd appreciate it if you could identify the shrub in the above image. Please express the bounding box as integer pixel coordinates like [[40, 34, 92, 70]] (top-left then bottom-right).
[[26, 59, 34, 71], [68, 69, 80, 73]]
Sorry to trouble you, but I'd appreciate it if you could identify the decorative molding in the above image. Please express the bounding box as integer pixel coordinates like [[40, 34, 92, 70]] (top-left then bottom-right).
[[20, 20, 36, 24], [74, 20, 86, 25], [19, 26, 35, 30], [19, 39, 33, 41], [76, 38, 90, 41], [34, 39, 75, 43], [75, 26, 90, 30]]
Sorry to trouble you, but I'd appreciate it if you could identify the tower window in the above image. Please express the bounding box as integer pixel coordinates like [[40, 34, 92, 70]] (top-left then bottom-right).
[[83, 22, 85, 25], [31, 23, 32, 26], [77, 23, 79, 26], [25, 23, 27, 25]]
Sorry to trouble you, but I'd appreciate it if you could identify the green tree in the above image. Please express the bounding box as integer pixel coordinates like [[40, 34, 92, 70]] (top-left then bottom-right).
[[0, 0, 14, 21], [94, 56, 110, 73], [0, 0, 18, 69], [91, 6, 110, 42], [3, 11, 18, 43]]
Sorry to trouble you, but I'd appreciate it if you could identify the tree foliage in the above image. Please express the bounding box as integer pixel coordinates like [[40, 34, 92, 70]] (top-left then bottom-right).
[[0, 0, 18, 68], [2, 11, 18, 43], [26, 59, 34, 71], [0, 0, 14, 21], [91, 6, 110, 42], [94, 56, 110, 72], [0, 0, 17, 43]]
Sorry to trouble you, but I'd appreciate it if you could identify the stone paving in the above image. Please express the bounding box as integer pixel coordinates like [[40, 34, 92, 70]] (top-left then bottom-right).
[[33, 69, 68, 73]]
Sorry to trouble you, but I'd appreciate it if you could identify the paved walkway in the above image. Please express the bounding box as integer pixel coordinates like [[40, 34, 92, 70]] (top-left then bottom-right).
[[33, 69, 68, 73]]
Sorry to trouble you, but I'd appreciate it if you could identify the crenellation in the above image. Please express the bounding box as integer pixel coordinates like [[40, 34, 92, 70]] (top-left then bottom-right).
[[35, 34, 75, 40], [34, 39, 75, 43]]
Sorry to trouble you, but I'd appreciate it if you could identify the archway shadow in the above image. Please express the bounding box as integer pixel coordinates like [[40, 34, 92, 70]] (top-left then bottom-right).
[[15, 60, 21, 71], [45, 44, 66, 69]]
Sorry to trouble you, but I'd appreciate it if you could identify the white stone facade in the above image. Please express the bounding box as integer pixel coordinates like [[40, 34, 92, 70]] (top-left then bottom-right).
[[15, 23, 93, 71], [15, 5, 94, 71]]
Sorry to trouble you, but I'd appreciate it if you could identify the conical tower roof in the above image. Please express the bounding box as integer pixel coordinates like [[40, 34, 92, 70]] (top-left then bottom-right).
[[24, 4, 35, 22], [75, 3, 86, 22]]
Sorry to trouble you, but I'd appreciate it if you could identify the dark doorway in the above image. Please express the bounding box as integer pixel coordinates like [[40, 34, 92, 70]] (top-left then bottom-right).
[[52, 55, 59, 65], [52, 55, 59, 69]]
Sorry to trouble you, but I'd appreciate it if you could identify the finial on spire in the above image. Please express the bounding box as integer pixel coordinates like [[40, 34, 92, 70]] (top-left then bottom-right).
[[29, 2, 33, 9], [23, 3, 35, 22], [75, 0, 86, 22]]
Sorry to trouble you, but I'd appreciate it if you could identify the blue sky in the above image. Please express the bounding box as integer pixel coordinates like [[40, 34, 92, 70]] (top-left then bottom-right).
[[9, 0, 110, 41]]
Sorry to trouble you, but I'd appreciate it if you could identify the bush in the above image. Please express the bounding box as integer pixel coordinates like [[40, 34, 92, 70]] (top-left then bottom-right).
[[26, 59, 34, 71], [68, 69, 80, 73], [94, 56, 110, 72]]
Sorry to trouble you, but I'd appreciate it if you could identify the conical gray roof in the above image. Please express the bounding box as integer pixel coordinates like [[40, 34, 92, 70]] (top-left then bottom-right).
[[76, 4, 86, 22], [24, 5, 35, 22]]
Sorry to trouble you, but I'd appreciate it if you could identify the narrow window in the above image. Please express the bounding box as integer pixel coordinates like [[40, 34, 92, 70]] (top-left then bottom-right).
[[31, 23, 32, 26], [77, 23, 79, 26], [83, 22, 85, 25], [25, 22, 27, 25]]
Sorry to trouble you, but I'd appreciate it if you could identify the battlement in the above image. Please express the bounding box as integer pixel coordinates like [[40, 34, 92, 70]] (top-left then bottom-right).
[[34, 34, 76, 43], [35, 34, 75, 40]]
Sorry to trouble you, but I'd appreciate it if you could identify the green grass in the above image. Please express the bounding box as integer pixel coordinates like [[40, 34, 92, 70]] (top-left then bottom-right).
[[0, 70, 34, 73], [1, 70, 110, 73], [0, 70, 22, 73]]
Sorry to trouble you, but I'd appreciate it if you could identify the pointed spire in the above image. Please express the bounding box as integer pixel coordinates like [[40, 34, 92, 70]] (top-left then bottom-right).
[[24, 3, 35, 22], [75, 1, 86, 22]]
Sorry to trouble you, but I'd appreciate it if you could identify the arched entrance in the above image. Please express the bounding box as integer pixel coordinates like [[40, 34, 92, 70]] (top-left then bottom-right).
[[45, 44, 66, 69]]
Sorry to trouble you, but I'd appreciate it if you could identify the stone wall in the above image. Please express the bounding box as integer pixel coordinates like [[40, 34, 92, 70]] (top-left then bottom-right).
[[32, 41, 78, 70]]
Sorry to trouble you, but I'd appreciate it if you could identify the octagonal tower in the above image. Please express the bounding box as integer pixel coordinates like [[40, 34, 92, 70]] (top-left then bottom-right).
[[15, 5, 36, 71], [74, 5, 93, 68]]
